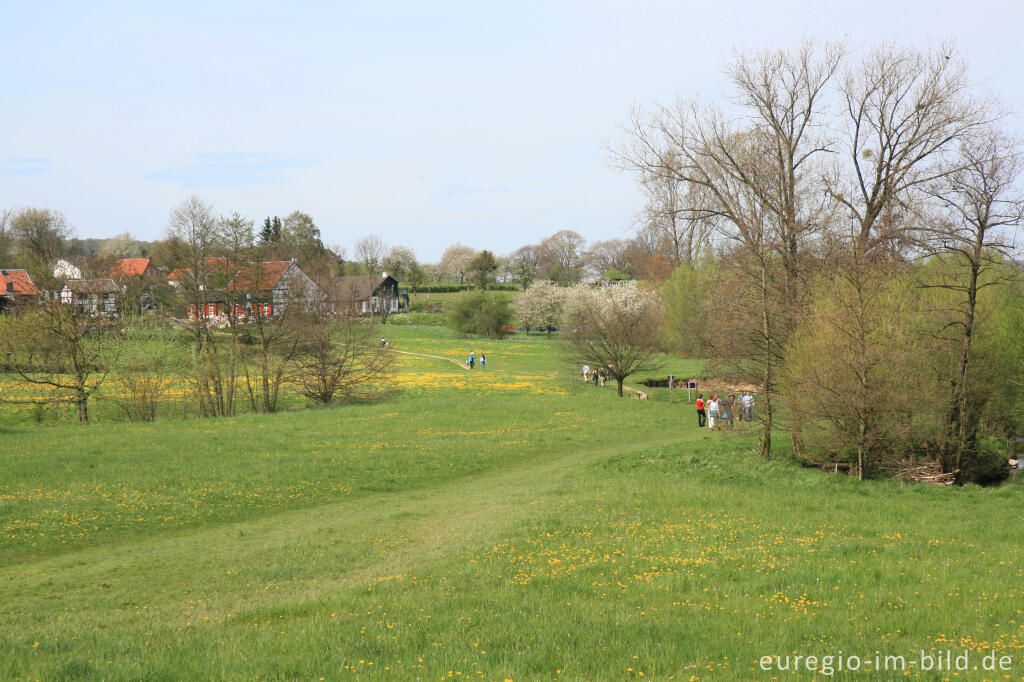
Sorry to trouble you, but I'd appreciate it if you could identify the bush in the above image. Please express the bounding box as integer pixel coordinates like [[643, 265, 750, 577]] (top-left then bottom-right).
[[448, 290, 513, 338], [959, 436, 1011, 485]]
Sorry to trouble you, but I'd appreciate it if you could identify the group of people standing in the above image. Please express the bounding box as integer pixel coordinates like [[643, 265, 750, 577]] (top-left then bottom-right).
[[467, 351, 486, 369], [695, 391, 754, 429], [581, 364, 609, 387]]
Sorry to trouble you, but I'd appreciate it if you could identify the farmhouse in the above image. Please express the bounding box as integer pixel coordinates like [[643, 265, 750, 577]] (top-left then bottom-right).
[[0, 269, 41, 313], [60, 279, 118, 314], [184, 289, 228, 320], [226, 260, 320, 316], [336, 273, 407, 316], [168, 258, 241, 289]]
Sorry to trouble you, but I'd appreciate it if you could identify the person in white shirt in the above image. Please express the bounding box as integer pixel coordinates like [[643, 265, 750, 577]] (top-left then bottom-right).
[[707, 396, 720, 429]]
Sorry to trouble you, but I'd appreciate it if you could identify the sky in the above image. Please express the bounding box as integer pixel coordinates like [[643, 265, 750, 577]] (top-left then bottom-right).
[[2, 0, 1022, 262]]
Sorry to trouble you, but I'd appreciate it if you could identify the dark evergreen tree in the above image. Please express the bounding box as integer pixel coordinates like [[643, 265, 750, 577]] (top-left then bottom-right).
[[259, 217, 274, 244]]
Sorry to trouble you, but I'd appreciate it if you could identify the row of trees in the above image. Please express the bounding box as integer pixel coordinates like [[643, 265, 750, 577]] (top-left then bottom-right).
[[617, 40, 1024, 480], [0, 197, 395, 423], [162, 197, 393, 421], [1, 200, 654, 301]]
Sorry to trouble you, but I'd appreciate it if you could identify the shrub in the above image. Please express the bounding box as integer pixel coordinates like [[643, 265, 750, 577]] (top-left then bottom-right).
[[448, 290, 513, 338]]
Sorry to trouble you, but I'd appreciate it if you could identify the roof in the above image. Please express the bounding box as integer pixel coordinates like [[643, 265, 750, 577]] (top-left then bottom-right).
[[337, 275, 395, 302], [110, 257, 153, 278], [168, 259, 238, 282], [64, 278, 118, 294], [167, 268, 191, 281], [227, 261, 293, 292], [0, 269, 40, 296]]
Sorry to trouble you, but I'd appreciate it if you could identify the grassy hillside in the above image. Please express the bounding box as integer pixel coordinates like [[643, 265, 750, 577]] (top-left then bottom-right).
[[2, 325, 1023, 680]]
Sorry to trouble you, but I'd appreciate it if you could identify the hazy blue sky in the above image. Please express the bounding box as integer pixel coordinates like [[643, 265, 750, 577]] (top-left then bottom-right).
[[2, 1, 1022, 261]]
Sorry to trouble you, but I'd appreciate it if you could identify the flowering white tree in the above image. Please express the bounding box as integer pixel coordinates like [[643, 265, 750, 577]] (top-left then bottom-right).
[[513, 280, 564, 336], [561, 282, 662, 397]]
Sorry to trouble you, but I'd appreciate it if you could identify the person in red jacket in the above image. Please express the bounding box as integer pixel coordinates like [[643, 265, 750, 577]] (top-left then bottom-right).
[[695, 394, 706, 428]]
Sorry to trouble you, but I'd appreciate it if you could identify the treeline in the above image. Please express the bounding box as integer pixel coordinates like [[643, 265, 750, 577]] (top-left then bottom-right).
[[613, 40, 1024, 482], [1, 207, 671, 298]]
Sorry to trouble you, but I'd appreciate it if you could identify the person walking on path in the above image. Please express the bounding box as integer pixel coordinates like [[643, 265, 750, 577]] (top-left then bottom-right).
[[695, 394, 706, 428], [708, 395, 720, 430], [480, 354, 486, 370], [582, 364, 590, 382], [468, 351, 475, 369], [723, 393, 736, 429], [741, 391, 754, 421]]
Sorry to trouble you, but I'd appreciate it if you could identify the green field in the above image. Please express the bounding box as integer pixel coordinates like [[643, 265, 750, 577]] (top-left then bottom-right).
[[2, 323, 1023, 680]]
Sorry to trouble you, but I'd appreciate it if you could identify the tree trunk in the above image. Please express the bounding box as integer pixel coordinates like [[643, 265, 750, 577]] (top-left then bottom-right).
[[759, 262, 773, 458], [616, 377, 624, 398], [944, 253, 981, 473], [856, 417, 867, 481]]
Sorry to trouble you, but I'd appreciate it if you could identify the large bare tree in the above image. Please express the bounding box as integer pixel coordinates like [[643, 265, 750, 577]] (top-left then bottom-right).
[[539, 230, 586, 283], [354, 235, 388, 275], [831, 44, 995, 255], [922, 129, 1024, 472], [165, 196, 235, 417], [618, 40, 843, 455]]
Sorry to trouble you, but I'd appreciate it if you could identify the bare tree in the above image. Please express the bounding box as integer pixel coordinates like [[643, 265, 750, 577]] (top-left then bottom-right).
[[636, 171, 712, 270], [0, 304, 121, 423], [439, 242, 476, 283], [99, 232, 141, 260], [539, 230, 586, 283], [831, 44, 995, 255], [0, 208, 13, 264], [585, 238, 633, 279], [294, 315, 393, 405], [8, 207, 72, 288], [383, 245, 418, 280], [165, 196, 236, 417], [617, 40, 843, 455], [921, 129, 1024, 472], [354, 235, 388, 274]]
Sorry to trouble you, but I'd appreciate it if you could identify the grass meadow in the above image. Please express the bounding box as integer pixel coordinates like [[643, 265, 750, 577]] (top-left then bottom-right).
[[2, 320, 1024, 680]]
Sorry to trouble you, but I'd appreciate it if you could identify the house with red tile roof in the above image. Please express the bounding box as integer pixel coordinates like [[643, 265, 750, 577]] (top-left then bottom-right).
[[110, 257, 158, 279], [167, 258, 241, 289], [0, 269, 41, 313], [225, 260, 319, 317]]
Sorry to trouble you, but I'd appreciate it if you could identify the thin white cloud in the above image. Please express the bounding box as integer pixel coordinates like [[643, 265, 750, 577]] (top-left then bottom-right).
[[0, 158, 52, 176], [145, 154, 316, 189]]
